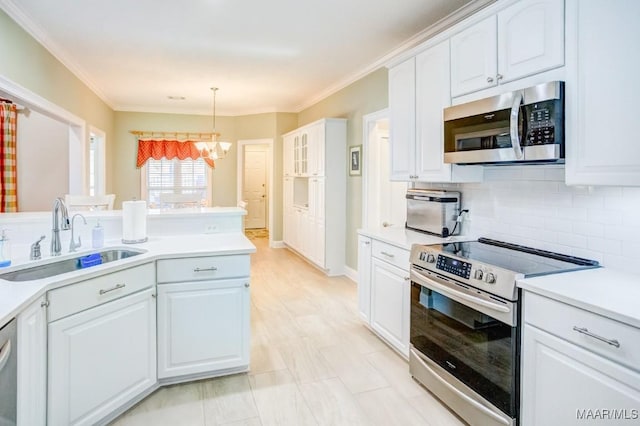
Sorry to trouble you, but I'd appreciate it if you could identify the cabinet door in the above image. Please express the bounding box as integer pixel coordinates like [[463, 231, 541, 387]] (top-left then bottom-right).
[[17, 296, 47, 426], [307, 123, 325, 177], [283, 134, 295, 177], [300, 132, 309, 175], [308, 177, 325, 222], [370, 258, 410, 357], [521, 324, 640, 426], [415, 40, 453, 182], [388, 57, 416, 181], [498, 0, 564, 84], [450, 16, 497, 97], [565, 0, 640, 186], [48, 288, 156, 426], [283, 177, 294, 245], [157, 279, 250, 379], [357, 236, 372, 322], [293, 135, 300, 175]]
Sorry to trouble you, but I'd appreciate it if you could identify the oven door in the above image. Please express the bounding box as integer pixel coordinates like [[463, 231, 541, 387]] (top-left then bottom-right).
[[409, 267, 518, 426]]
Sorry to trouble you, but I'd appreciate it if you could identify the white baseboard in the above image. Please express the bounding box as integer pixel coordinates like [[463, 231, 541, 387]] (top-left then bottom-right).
[[344, 265, 357, 283], [270, 240, 286, 248]]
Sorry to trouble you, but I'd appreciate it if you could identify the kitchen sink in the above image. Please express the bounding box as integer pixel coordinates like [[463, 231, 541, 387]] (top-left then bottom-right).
[[0, 249, 145, 282]]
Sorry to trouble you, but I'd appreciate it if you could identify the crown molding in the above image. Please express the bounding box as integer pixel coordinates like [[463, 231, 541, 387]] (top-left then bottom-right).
[[294, 0, 496, 113], [114, 104, 289, 118], [0, 0, 115, 110]]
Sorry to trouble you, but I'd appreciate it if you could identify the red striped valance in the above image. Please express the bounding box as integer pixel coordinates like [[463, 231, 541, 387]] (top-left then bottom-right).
[[136, 139, 214, 168]]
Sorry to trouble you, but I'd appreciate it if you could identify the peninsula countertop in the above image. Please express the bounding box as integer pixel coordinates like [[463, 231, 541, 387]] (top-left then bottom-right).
[[0, 232, 256, 329]]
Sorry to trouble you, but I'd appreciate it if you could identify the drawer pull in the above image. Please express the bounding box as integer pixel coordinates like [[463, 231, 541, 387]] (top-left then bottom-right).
[[99, 283, 126, 295], [572, 326, 620, 348], [194, 267, 218, 272], [380, 251, 395, 258]]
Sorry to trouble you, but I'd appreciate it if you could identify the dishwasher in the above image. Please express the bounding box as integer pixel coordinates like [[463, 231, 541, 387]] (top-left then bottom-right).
[[0, 318, 17, 426]]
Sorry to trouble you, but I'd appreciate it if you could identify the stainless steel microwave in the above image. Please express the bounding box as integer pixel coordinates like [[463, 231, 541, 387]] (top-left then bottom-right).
[[443, 81, 564, 165]]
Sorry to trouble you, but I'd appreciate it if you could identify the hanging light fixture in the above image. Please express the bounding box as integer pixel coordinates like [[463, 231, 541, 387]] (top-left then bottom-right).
[[196, 87, 231, 160]]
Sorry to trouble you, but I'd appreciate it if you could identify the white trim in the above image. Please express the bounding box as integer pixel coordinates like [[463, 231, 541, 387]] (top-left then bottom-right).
[[343, 265, 358, 283], [89, 126, 107, 196], [362, 109, 389, 229], [0, 0, 114, 109], [270, 241, 286, 249], [236, 139, 274, 244]]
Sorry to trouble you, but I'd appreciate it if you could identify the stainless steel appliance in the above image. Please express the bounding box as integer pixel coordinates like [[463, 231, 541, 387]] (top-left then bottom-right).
[[444, 81, 564, 165], [409, 238, 598, 426], [405, 189, 461, 237], [0, 318, 17, 426]]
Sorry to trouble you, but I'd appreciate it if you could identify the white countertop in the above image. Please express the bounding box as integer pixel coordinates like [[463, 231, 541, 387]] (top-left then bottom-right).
[[518, 268, 640, 329], [357, 226, 474, 251], [0, 232, 255, 329]]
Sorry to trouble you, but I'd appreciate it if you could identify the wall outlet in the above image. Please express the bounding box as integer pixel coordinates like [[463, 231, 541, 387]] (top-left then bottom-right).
[[204, 224, 217, 234]]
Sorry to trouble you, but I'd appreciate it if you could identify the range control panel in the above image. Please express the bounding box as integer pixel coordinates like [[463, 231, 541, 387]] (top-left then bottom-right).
[[436, 255, 471, 279]]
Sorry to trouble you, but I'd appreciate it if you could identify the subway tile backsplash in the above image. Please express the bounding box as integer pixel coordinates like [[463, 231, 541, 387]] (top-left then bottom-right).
[[417, 165, 640, 274]]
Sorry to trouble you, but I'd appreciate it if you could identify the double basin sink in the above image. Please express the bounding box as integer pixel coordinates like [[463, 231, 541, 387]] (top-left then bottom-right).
[[0, 249, 144, 282]]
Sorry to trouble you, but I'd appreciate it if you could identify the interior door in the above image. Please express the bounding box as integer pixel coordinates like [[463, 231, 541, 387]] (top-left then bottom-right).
[[243, 148, 267, 229]]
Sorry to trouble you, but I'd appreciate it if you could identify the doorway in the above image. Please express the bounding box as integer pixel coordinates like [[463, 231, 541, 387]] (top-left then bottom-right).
[[362, 109, 407, 229], [237, 139, 274, 241]]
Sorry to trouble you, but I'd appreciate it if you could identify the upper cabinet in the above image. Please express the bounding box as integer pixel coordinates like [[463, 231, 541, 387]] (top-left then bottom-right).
[[389, 41, 483, 183], [451, 0, 565, 97], [564, 0, 640, 186], [283, 122, 326, 177]]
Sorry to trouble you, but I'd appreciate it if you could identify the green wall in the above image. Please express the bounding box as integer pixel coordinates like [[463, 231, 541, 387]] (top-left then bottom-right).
[[298, 68, 389, 269], [0, 9, 115, 190]]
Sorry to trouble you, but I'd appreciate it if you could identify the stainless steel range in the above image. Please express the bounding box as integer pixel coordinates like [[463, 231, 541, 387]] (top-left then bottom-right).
[[409, 238, 599, 426]]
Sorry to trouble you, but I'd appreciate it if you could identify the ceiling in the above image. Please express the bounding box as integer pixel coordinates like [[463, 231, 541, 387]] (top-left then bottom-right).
[[2, 0, 485, 116]]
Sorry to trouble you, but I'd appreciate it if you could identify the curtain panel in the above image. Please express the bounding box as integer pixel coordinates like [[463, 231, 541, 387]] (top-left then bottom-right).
[[0, 102, 18, 212], [136, 139, 215, 168]]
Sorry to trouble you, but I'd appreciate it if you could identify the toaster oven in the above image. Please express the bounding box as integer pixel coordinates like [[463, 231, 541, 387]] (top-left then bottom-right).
[[405, 189, 461, 237]]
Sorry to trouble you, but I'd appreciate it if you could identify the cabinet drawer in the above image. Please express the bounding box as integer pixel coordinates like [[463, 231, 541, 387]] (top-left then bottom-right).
[[524, 292, 640, 372], [371, 240, 410, 271], [157, 255, 250, 283], [48, 262, 155, 322]]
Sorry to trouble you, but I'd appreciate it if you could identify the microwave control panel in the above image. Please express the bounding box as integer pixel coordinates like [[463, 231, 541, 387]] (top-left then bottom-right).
[[525, 101, 561, 146]]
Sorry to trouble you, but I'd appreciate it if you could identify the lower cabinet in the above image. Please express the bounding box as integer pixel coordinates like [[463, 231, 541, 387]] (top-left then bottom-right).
[[521, 292, 640, 425], [157, 278, 250, 379], [47, 288, 157, 426], [369, 257, 410, 357], [357, 235, 372, 322], [17, 295, 47, 426]]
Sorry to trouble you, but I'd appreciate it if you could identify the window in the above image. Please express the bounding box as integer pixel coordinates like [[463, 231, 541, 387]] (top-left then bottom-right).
[[142, 157, 211, 208], [89, 128, 106, 196]]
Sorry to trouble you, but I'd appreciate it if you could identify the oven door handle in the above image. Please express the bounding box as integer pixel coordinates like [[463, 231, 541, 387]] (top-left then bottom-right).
[[412, 349, 511, 425], [411, 270, 510, 314]]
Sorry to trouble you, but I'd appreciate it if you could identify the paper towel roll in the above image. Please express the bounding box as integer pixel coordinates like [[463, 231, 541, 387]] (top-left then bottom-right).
[[122, 200, 148, 243]]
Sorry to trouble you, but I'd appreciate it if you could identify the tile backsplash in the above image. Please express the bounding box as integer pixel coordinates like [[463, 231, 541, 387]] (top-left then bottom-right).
[[418, 166, 640, 274]]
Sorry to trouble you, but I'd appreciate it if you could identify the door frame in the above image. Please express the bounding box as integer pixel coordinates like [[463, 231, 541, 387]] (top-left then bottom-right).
[[362, 108, 389, 229], [236, 138, 274, 236]]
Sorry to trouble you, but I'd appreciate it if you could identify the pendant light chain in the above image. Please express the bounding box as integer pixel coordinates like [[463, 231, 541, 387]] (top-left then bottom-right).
[[211, 87, 218, 139]]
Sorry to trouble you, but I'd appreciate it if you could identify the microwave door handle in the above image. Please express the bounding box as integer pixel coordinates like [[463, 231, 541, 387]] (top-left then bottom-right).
[[510, 91, 524, 160]]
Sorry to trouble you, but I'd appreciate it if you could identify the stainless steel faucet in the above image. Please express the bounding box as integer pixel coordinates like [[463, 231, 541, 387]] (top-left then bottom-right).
[[51, 197, 70, 256], [69, 213, 87, 252]]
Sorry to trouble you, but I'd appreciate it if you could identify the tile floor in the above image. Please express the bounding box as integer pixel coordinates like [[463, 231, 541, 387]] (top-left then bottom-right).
[[110, 238, 466, 425]]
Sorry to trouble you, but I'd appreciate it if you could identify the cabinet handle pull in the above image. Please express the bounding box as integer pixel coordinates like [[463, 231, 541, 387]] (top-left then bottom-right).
[[487, 76, 494, 83], [363, 241, 370, 245], [40, 300, 49, 308], [496, 74, 503, 81], [380, 251, 395, 258], [572, 326, 620, 348], [404, 277, 410, 281], [194, 267, 218, 272], [99, 283, 126, 295]]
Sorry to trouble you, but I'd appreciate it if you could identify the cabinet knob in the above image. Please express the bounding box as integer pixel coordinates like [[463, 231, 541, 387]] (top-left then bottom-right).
[[496, 74, 503, 81], [363, 241, 370, 245], [41, 300, 50, 308], [487, 76, 494, 83], [244, 282, 250, 288]]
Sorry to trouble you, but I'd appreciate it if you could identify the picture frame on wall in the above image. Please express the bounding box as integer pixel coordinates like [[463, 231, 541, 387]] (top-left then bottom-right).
[[349, 145, 362, 176]]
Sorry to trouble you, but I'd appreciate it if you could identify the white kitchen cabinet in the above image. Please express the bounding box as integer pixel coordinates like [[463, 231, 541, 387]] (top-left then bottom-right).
[[282, 118, 346, 275], [17, 295, 47, 426], [451, 0, 564, 97], [564, 0, 640, 186], [370, 257, 410, 358], [156, 255, 251, 380], [48, 287, 156, 426], [521, 291, 640, 425], [282, 176, 294, 246], [389, 42, 482, 183], [283, 133, 295, 177], [357, 235, 372, 322], [157, 279, 250, 379]]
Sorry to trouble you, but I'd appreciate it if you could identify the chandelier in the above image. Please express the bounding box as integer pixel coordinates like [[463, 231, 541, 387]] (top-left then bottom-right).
[[196, 87, 231, 160]]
